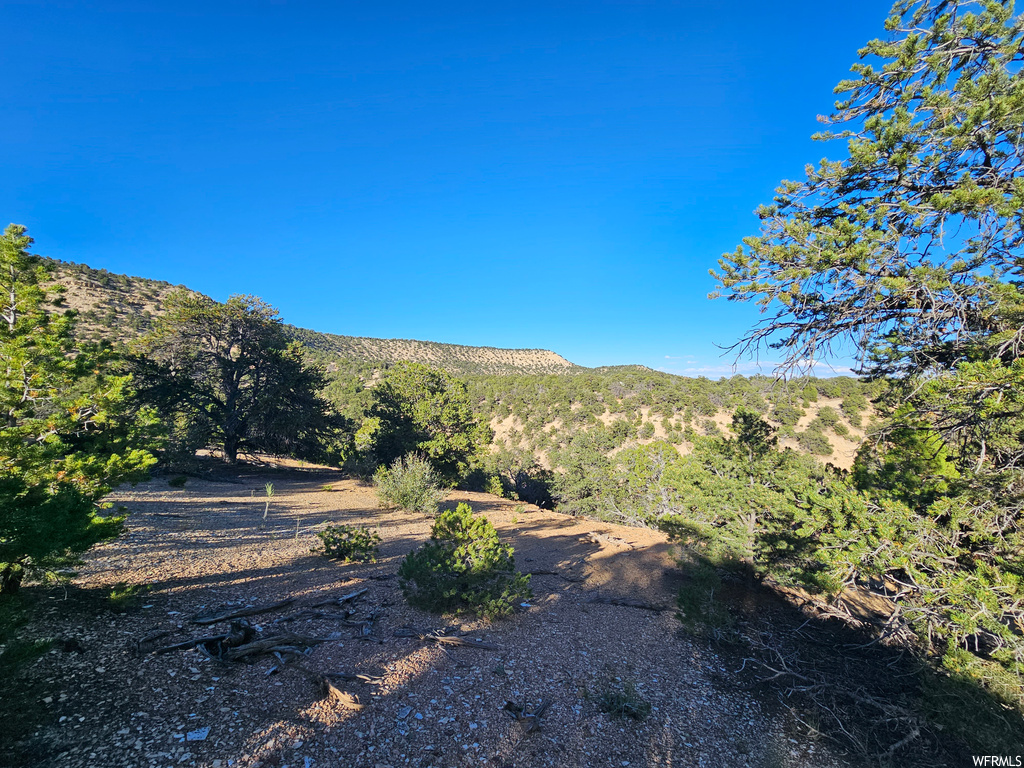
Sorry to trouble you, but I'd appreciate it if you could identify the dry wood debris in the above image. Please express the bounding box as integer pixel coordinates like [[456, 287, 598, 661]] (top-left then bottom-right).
[[393, 627, 501, 650]]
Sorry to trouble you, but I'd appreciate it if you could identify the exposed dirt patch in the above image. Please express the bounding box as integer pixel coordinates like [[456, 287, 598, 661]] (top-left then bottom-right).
[[2, 466, 854, 768]]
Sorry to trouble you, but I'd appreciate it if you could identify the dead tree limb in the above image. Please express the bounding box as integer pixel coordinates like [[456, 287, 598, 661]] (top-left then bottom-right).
[[308, 588, 368, 609], [587, 596, 670, 612], [223, 633, 328, 662], [393, 628, 500, 650], [192, 598, 295, 625], [153, 633, 230, 654]]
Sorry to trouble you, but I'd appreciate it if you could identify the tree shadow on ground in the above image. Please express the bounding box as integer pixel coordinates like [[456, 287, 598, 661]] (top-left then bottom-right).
[[670, 553, 1024, 766], [14, 463, 1021, 768]]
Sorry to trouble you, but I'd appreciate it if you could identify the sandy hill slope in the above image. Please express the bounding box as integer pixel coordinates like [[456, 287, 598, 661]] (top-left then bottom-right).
[[45, 259, 579, 375]]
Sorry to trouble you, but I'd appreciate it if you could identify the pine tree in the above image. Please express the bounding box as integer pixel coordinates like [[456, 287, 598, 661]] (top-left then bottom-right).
[[0, 224, 158, 593], [132, 290, 344, 464]]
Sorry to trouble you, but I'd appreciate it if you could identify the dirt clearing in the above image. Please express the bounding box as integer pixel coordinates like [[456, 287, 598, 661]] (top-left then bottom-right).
[[1, 465, 849, 768]]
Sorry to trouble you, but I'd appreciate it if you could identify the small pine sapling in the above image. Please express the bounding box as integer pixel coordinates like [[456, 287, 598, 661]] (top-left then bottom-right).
[[314, 525, 382, 562], [398, 503, 531, 619]]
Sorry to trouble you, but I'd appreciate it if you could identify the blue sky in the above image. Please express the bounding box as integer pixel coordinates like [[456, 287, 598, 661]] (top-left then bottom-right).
[[3, 0, 894, 374]]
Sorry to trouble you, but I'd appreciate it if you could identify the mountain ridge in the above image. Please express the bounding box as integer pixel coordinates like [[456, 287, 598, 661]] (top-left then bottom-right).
[[45, 258, 580, 375]]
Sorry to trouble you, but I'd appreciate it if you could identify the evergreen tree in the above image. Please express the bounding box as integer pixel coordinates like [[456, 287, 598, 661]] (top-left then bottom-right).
[[0, 225, 158, 593], [359, 362, 490, 483], [132, 290, 343, 464], [713, 1, 1024, 688]]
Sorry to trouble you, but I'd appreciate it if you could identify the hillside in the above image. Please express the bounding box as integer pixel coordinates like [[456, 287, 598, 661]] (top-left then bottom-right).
[[46, 259, 579, 376], [45, 258, 876, 471], [287, 325, 578, 376]]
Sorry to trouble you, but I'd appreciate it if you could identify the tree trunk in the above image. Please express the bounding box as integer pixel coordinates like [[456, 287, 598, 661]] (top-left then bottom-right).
[[223, 434, 239, 464], [0, 563, 24, 595]]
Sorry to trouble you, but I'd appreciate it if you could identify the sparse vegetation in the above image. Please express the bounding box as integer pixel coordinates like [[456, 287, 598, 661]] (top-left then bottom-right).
[[593, 677, 651, 721], [107, 582, 150, 610], [261, 482, 275, 529]]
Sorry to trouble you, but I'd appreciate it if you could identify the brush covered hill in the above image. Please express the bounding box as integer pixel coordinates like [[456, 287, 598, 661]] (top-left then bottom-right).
[[46, 259, 578, 375], [46, 258, 877, 468], [287, 325, 578, 376]]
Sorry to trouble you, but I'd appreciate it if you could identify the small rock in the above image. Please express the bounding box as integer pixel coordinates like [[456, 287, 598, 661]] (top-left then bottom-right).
[[186, 727, 210, 742]]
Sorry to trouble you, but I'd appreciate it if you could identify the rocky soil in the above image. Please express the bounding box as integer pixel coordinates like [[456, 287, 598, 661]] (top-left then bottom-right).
[[1, 465, 850, 768]]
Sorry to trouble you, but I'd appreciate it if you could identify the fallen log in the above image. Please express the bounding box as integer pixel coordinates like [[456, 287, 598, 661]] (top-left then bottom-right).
[[308, 588, 368, 609], [393, 628, 500, 650], [223, 633, 327, 662], [192, 598, 295, 625]]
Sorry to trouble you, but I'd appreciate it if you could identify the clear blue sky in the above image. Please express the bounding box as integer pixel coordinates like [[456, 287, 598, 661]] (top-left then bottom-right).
[[3, 0, 894, 374]]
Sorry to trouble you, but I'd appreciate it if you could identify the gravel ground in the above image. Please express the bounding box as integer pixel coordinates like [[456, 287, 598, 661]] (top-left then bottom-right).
[[2, 465, 851, 768]]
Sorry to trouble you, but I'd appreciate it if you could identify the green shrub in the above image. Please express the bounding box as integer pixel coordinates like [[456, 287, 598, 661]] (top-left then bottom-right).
[[841, 392, 868, 427], [374, 453, 447, 516], [398, 503, 531, 619], [314, 524, 381, 562], [814, 406, 841, 428], [485, 474, 505, 498], [167, 475, 188, 488], [772, 403, 804, 427], [796, 428, 832, 456]]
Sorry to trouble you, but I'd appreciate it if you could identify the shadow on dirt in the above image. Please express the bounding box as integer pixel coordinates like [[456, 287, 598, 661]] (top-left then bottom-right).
[[667, 554, 1024, 766]]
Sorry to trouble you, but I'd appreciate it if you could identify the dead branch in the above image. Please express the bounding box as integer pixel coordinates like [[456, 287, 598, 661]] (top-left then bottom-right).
[[192, 598, 295, 625], [393, 628, 500, 650], [587, 595, 670, 612], [131, 629, 174, 652], [153, 633, 229, 654], [274, 609, 363, 625], [291, 662, 383, 685], [504, 699, 551, 733], [308, 588, 368, 609], [223, 633, 328, 661], [289, 663, 370, 709], [321, 679, 365, 709]]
